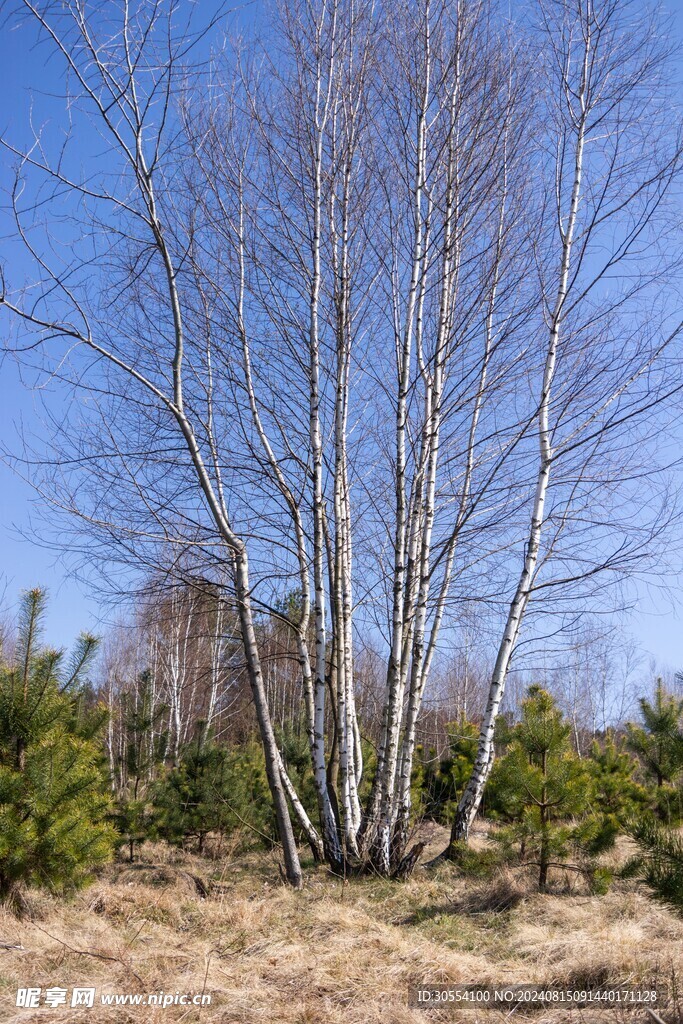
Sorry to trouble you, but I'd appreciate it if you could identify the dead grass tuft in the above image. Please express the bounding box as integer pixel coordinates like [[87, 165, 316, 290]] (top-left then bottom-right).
[[453, 867, 528, 914], [107, 862, 208, 898]]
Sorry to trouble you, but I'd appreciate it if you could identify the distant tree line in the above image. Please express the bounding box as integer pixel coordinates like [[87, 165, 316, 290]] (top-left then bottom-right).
[[1, 588, 682, 910]]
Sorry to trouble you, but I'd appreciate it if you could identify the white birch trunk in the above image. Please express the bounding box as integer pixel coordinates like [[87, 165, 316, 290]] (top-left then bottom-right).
[[368, 4, 432, 872], [450, 24, 591, 845], [277, 751, 325, 862]]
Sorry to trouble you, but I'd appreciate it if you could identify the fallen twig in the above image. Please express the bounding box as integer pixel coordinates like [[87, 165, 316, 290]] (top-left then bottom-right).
[[30, 922, 144, 986]]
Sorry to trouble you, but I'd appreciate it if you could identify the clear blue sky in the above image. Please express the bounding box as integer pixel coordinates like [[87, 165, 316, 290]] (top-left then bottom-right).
[[0, 2, 238, 647], [0, 10, 98, 647], [0, 0, 682, 669]]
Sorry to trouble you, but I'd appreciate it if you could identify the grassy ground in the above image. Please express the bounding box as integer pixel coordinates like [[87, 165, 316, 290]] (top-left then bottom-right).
[[0, 824, 681, 1024]]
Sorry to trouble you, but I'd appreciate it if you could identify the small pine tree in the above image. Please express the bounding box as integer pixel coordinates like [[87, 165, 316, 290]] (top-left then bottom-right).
[[155, 732, 233, 854], [0, 589, 115, 899], [155, 733, 275, 854], [112, 672, 165, 862], [587, 733, 651, 830], [623, 816, 683, 913], [626, 680, 683, 815], [491, 685, 614, 892]]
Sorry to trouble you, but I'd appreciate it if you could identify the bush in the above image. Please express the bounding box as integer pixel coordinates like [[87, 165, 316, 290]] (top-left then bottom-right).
[[446, 841, 510, 879]]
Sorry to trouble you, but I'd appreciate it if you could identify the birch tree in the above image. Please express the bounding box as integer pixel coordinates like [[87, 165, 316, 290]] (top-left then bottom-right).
[[180, 0, 533, 871], [449, 0, 683, 846]]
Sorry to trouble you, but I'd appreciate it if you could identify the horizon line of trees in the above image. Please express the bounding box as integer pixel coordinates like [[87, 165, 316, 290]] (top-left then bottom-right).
[[2, 586, 683, 907], [93, 575, 675, 777]]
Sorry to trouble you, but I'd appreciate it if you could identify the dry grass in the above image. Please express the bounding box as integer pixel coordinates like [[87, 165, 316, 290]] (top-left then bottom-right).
[[0, 832, 681, 1024]]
